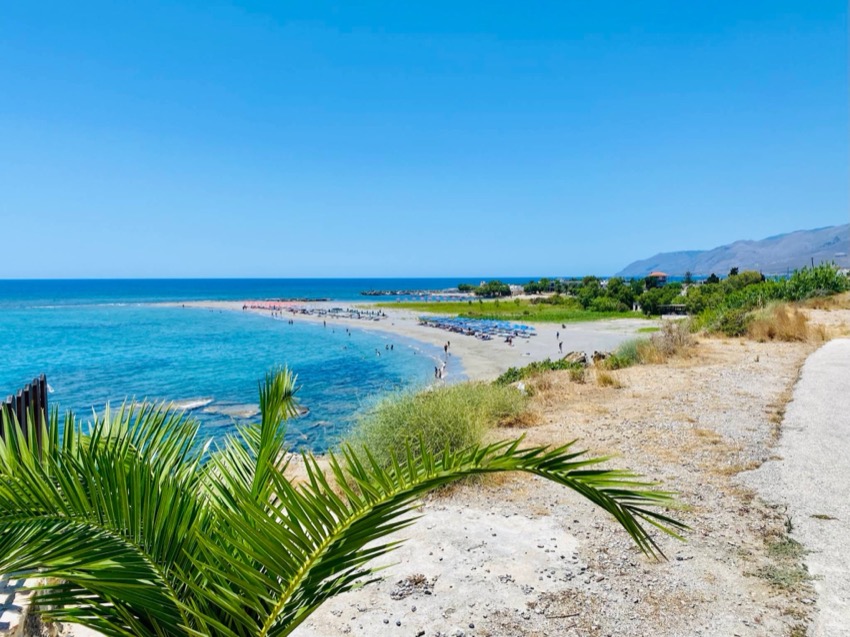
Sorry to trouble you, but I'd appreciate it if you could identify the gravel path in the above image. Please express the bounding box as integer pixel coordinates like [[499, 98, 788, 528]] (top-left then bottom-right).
[[744, 338, 850, 636]]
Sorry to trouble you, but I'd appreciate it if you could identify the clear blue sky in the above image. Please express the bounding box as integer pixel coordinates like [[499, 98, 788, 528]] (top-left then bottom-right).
[[1, 1, 847, 277]]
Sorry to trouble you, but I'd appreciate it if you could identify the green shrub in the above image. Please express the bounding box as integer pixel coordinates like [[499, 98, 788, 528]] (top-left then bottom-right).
[[785, 263, 849, 300], [568, 367, 586, 383], [590, 296, 628, 313], [723, 270, 765, 291], [530, 294, 582, 308], [475, 280, 512, 297], [606, 277, 636, 308], [605, 338, 645, 369], [685, 283, 723, 315], [347, 382, 527, 467], [715, 307, 751, 336], [638, 286, 683, 315], [495, 358, 583, 385]]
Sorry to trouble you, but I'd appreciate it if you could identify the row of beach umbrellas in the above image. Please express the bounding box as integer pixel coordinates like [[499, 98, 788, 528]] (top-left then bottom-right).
[[418, 316, 536, 339]]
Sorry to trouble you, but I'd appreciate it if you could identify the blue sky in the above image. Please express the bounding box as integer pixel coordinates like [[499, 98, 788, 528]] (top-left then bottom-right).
[[1, 1, 847, 277]]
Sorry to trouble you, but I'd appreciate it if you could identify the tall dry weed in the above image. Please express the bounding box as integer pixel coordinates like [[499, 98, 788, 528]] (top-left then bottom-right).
[[747, 305, 812, 342], [651, 319, 695, 358], [606, 320, 694, 369], [802, 291, 850, 311], [595, 370, 624, 388]]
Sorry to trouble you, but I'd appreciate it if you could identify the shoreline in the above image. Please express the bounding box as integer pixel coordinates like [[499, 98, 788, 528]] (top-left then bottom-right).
[[157, 299, 660, 381]]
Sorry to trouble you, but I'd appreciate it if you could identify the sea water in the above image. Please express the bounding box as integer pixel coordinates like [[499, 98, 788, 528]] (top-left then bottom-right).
[[0, 279, 538, 451], [0, 278, 528, 307]]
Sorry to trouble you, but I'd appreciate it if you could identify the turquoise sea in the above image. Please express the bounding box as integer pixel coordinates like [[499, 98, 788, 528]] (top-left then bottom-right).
[[0, 279, 530, 451]]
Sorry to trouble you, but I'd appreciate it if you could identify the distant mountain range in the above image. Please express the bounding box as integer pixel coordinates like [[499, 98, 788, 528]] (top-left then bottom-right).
[[616, 224, 850, 277]]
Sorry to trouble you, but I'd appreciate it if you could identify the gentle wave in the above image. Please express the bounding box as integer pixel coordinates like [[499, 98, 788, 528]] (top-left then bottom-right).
[[170, 397, 215, 411], [202, 403, 260, 419], [200, 403, 310, 419]]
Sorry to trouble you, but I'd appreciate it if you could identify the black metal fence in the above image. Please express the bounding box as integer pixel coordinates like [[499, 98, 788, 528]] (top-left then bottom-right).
[[0, 374, 48, 448]]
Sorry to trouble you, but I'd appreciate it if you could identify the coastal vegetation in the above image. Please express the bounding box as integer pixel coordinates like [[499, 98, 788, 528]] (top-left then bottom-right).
[[495, 358, 585, 385], [378, 297, 642, 323], [452, 280, 513, 297], [690, 264, 849, 336], [347, 382, 528, 467], [434, 266, 849, 331], [0, 369, 685, 637], [523, 275, 673, 314]]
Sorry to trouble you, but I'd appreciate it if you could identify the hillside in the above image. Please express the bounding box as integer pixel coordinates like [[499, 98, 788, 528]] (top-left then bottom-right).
[[617, 224, 850, 277]]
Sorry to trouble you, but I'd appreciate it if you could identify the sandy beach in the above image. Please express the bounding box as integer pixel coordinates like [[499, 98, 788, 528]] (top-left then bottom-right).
[[162, 300, 660, 381]]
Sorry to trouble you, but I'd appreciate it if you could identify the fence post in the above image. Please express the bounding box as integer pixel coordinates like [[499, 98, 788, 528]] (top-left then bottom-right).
[[0, 376, 48, 454]]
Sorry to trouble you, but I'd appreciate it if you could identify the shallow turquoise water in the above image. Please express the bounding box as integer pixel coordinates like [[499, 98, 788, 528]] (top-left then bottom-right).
[[0, 303, 449, 452]]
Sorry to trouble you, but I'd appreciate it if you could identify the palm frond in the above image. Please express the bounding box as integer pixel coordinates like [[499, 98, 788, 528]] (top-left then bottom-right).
[[203, 367, 300, 508], [0, 404, 205, 637], [188, 436, 686, 637]]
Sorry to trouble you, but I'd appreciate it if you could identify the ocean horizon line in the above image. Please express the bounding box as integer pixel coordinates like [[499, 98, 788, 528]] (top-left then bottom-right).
[[0, 275, 598, 282]]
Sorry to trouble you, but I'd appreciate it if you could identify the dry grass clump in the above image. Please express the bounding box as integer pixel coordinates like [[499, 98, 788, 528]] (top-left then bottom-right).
[[568, 366, 586, 383], [651, 319, 695, 357], [634, 340, 666, 364], [801, 291, 850, 310], [529, 375, 554, 393], [604, 320, 694, 369], [499, 409, 542, 428], [522, 372, 577, 410], [595, 370, 623, 388], [747, 305, 823, 343]]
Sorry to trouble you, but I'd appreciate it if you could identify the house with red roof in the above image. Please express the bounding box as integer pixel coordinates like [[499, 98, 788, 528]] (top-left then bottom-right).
[[647, 271, 668, 285]]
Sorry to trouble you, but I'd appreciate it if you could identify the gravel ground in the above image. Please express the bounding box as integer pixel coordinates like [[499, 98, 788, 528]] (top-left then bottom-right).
[[295, 336, 823, 637], [743, 338, 850, 636]]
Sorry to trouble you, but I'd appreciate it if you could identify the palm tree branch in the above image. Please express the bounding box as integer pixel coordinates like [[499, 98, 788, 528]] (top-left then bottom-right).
[[0, 514, 189, 633], [238, 439, 686, 636]]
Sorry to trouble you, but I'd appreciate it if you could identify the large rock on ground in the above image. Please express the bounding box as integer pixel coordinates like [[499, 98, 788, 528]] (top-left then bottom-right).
[[562, 351, 587, 366]]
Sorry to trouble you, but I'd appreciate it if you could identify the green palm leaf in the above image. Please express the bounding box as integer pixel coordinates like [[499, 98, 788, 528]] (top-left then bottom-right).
[[190, 436, 684, 637], [0, 404, 205, 636]]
